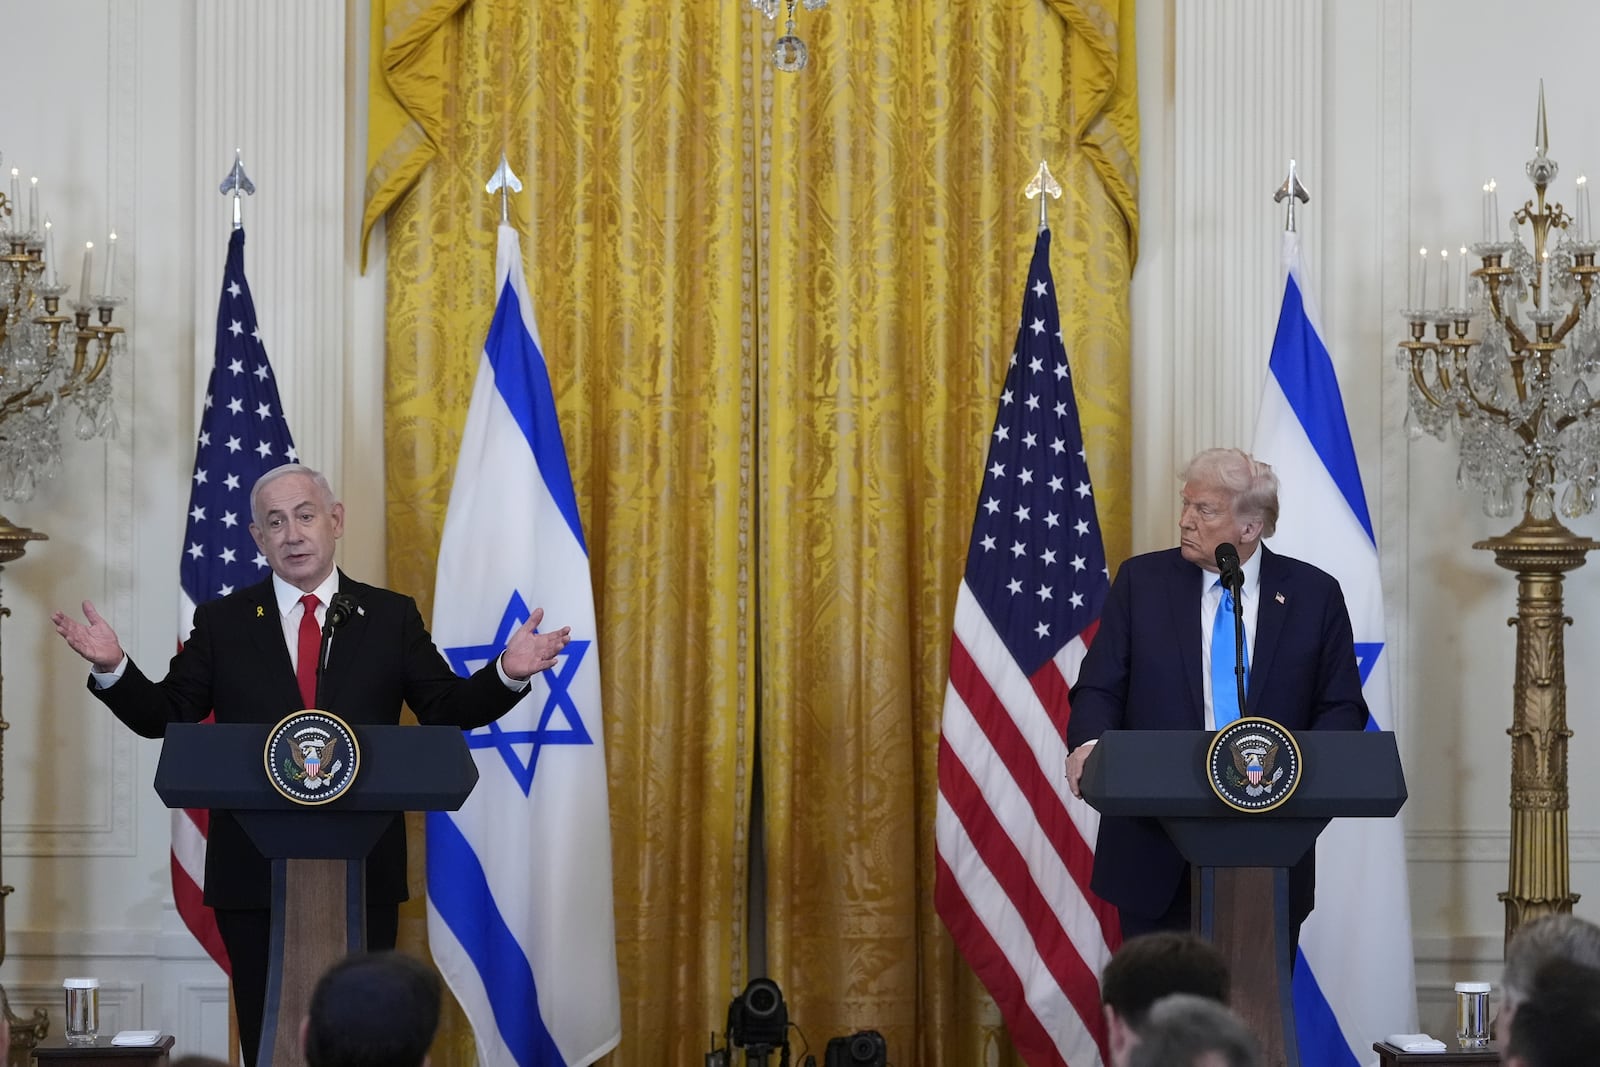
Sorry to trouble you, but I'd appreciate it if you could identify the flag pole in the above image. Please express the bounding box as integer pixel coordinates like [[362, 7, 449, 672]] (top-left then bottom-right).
[[218, 149, 255, 230], [1024, 159, 1063, 233], [1274, 158, 1309, 234], [486, 152, 523, 224]]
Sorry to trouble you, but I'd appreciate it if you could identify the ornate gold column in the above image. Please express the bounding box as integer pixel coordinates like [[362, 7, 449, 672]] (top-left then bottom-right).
[[0, 515, 49, 1064], [1475, 516, 1595, 944]]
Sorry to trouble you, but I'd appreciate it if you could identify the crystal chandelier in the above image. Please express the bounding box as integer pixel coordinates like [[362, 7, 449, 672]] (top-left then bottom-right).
[[0, 154, 126, 503], [1399, 88, 1600, 520], [750, 0, 830, 72]]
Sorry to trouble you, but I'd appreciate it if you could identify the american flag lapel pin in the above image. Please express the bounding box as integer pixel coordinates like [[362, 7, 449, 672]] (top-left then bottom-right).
[[1275, 592, 1286, 605]]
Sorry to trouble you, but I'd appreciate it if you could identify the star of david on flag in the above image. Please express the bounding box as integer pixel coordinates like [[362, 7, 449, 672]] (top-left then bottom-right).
[[443, 590, 593, 794], [426, 220, 620, 1067]]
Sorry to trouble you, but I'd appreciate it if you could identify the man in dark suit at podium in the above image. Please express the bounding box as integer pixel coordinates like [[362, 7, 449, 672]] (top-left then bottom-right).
[[1064, 448, 1366, 938], [51, 463, 571, 1066]]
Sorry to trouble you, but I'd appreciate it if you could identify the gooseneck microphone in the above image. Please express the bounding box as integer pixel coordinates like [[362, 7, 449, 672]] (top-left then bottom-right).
[[315, 591, 361, 707], [1214, 543, 1248, 716]]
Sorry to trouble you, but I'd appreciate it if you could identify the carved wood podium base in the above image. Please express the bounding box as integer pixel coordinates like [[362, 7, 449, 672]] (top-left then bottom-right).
[[259, 858, 366, 1067], [1196, 866, 1296, 1067]]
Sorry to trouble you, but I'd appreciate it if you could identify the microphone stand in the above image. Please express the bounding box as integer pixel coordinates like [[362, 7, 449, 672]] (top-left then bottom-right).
[[313, 595, 357, 709], [1225, 570, 1248, 715]]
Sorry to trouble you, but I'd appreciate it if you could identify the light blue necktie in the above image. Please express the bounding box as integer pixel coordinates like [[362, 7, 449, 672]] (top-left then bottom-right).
[[1211, 580, 1248, 727]]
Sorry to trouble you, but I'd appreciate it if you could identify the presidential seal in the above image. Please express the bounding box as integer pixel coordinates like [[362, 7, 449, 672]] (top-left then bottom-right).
[[264, 710, 361, 806], [1206, 717, 1302, 813]]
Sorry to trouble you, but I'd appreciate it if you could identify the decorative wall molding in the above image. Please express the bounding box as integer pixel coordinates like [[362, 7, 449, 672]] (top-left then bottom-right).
[[1408, 828, 1600, 863], [4, 980, 141, 1042]]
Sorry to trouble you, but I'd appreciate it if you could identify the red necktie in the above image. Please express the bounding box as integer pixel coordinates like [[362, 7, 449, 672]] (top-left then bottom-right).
[[296, 593, 321, 708]]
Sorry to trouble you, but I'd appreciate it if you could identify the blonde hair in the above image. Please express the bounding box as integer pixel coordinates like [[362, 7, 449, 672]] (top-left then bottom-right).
[[1180, 448, 1279, 537]]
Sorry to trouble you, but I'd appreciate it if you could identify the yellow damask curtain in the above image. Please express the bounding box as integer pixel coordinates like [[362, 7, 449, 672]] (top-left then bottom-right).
[[756, 2, 1135, 1062], [367, 2, 1136, 1065]]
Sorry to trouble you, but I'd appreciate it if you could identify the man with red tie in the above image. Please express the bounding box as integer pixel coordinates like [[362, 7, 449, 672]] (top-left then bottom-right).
[[51, 463, 569, 1066]]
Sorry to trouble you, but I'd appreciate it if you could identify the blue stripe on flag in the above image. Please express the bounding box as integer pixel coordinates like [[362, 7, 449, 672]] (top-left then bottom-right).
[[1267, 273, 1375, 544], [484, 279, 588, 554], [1293, 952, 1361, 1067], [426, 811, 566, 1067]]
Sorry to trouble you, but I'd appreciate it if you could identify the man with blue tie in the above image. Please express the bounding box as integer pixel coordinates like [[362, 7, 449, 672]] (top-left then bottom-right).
[[1064, 447, 1367, 938]]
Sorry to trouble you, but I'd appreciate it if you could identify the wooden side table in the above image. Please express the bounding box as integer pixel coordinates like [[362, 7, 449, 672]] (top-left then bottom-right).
[[30, 1036, 173, 1067], [1373, 1040, 1500, 1066]]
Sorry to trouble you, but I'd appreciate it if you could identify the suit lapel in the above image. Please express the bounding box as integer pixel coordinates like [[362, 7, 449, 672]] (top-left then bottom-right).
[[241, 579, 303, 710], [1168, 551, 1206, 725], [315, 572, 370, 710], [1247, 546, 1286, 717]]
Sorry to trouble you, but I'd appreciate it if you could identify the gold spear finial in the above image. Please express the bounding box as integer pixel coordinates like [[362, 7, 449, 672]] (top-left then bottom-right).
[[1024, 160, 1063, 232]]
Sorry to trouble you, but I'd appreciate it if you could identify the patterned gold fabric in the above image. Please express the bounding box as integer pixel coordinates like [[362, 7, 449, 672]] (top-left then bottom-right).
[[367, 1, 1136, 1063]]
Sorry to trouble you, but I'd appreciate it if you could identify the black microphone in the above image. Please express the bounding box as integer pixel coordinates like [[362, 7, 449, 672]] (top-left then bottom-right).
[[1214, 542, 1244, 592], [314, 592, 360, 707]]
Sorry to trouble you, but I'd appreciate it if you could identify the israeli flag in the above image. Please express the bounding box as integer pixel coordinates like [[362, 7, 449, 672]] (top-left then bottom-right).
[[1253, 231, 1418, 1066], [427, 223, 621, 1067]]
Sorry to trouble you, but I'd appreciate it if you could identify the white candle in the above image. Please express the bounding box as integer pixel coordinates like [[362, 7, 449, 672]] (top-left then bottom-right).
[[79, 241, 94, 300], [44, 217, 57, 286], [1580, 175, 1592, 242], [1483, 182, 1493, 243], [1416, 247, 1429, 309], [1459, 246, 1469, 309], [101, 231, 117, 298], [28, 176, 38, 236], [1439, 249, 1450, 307], [1490, 179, 1501, 242], [7, 168, 17, 235], [1540, 250, 1550, 312]]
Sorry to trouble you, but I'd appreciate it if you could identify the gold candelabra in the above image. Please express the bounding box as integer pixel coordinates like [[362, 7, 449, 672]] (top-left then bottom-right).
[[1399, 86, 1600, 945], [0, 154, 127, 1061]]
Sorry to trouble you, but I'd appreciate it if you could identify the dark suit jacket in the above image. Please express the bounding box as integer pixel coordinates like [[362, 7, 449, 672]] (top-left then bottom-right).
[[92, 572, 522, 909], [1066, 546, 1368, 920]]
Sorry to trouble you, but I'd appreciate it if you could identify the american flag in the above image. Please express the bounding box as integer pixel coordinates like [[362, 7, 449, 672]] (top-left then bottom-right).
[[934, 228, 1120, 1067], [172, 226, 298, 973]]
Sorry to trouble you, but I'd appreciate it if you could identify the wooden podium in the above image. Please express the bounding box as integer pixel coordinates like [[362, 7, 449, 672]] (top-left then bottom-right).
[[153, 723, 478, 1067], [1080, 729, 1407, 1067]]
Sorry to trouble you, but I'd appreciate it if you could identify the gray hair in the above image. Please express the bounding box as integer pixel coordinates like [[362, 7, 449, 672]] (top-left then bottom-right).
[[1127, 994, 1262, 1067], [1503, 914, 1600, 1011], [250, 463, 337, 528], [1181, 448, 1280, 538]]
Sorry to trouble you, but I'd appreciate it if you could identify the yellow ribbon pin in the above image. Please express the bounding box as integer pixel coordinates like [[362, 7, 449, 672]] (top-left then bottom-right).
[[257, 606, 265, 617]]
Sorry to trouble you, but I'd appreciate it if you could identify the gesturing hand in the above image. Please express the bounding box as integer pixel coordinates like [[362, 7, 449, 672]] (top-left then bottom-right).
[[51, 600, 127, 673], [499, 606, 573, 681]]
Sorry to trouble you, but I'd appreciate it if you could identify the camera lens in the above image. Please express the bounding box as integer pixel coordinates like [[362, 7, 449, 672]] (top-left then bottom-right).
[[746, 983, 778, 1016]]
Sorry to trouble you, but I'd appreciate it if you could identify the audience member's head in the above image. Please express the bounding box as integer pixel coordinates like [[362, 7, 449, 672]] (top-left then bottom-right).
[[1499, 913, 1600, 1038], [1503, 957, 1600, 1067], [1126, 993, 1262, 1067], [301, 951, 442, 1067], [1100, 932, 1231, 1067]]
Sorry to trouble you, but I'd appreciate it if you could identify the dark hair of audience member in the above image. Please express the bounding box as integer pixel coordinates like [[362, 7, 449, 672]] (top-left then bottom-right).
[[1504, 957, 1600, 1067], [303, 951, 442, 1067], [1101, 932, 1231, 1028]]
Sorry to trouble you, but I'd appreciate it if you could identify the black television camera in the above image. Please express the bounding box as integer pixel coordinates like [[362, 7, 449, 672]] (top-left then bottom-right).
[[823, 1029, 886, 1067]]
